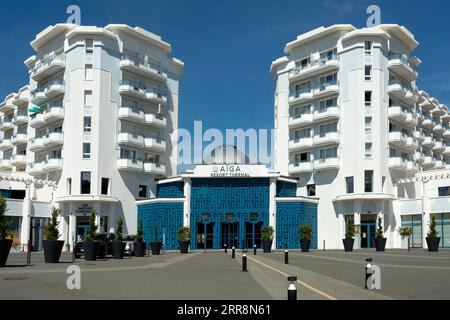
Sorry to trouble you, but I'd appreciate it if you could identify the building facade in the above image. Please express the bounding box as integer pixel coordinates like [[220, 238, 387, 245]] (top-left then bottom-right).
[[0, 23, 183, 251], [271, 24, 450, 249]]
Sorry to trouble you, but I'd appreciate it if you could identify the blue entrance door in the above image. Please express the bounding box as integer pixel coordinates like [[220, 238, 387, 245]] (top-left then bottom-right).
[[221, 222, 239, 249], [361, 223, 376, 249]]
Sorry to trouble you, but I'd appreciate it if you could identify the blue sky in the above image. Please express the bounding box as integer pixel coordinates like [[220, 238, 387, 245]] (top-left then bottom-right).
[[0, 0, 449, 137]]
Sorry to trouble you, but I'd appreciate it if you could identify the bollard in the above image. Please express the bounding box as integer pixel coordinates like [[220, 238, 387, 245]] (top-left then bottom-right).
[[407, 237, 410, 252], [287, 276, 298, 300], [242, 253, 248, 272], [232, 246, 235, 259], [365, 258, 372, 289], [224, 243, 227, 254], [323, 240, 326, 252], [254, 244, 257, 256], [285, 248, 289, 265]]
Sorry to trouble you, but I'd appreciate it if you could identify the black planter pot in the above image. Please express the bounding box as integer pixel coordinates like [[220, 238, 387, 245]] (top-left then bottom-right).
[[374, 238, 387, 252], [262, 239, 273, 253], [0, 239, 13, 267], [300, 239, 311, 252], [426, 237, 441, 252], [134, 241, 146, 257], [112, 242, 126, 259], [83, 241, 100, 261], [342, 238, 355, 252], [43, 240, 65, 263], [179, 241, 190, 254], [150, 242, 162, 255]]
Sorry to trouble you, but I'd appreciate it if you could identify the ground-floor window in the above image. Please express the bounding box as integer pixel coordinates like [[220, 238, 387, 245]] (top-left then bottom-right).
[[432, 213, 450, 248], [401, 214, 423, 248]]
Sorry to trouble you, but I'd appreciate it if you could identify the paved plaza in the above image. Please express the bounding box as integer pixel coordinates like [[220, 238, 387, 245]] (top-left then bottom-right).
[[0, 249, 449, 300]]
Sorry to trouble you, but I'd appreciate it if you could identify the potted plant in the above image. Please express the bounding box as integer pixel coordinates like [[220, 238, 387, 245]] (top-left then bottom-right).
[[83, 210, 100, 261], [299, 224, 312, 252], [134, 217, 146, 257], [112, 218, 126, 259], [374, 216, 387, 252], [426, 215, 441, 252], [0, 194, 12, 268], [150, 224, 162, 255], [342, 222, 358, 252], [398, 227, 412, 249], [261, 226, 274, 253], [177, 226, 191, 254], [42, 207, 65, 263]]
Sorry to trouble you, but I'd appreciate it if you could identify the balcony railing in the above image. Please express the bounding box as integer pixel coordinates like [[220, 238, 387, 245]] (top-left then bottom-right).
[[289, 54, 339, 78], [120, 54, 165, 75]]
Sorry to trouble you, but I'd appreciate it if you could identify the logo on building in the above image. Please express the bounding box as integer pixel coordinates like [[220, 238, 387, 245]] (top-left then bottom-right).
[[211, 165, 250, 178], [76, 204, 93, 214]]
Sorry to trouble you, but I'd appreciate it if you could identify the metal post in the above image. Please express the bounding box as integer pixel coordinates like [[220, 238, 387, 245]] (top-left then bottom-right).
[[254, 244, 257, 255], [407, 237, 410, 252], [72, 235, 76, 263], [285, 248, 289, 264], [224, 243, 227, 253], [323, 240, 326, 252], [365, 258, 372, 289], [242, 252, 247, 272], [27, 219, 32, 265], [288, 276, 298, 300], [232, 246, 235, 259]]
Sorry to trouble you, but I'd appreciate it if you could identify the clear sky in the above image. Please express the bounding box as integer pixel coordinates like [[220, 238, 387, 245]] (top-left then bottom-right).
[[0, 0, 449, 137]]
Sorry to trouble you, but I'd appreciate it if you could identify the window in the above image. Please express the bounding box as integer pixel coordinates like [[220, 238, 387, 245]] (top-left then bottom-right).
[[85, 64, 93, 80], [307, 184, 316, 197], [101, 178, 110, 195], [364, 41, 372, 54], [364, 170, 374, 193], [319, 122, 338, 137], [294, 128, 311, 140], [81, 172, 91, 194], [319, 98, 337, 112], [346, 177, 354, 194], [85, 39, 94, 53], [319, 147, 338, 160], [84, 91, 93, 107], [365, 66, 372, 81], [438, 187, 450, 197], [83, 117, 92, 133], [365, 143, 373, 158], [67, 178, 72, 195], [138, 185, 148, 198], [365, 91, 372, 107], [300, 152, 309, 162], [83, 143, 91, 159]]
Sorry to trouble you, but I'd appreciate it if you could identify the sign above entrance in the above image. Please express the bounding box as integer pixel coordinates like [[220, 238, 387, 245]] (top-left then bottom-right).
[[185, 164, 278, 178], [76, 204, 93, 214]]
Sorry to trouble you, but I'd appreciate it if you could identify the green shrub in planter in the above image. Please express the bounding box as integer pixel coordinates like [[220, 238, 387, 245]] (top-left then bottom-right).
[[261, 226, 274, 253], [134, 217, 146, 257], [426, 215, 441, 252], [112, 218, 126, 259], [150, 224, 162, 255], [374, 216, 387, 252], [299, 224, 312, 252], [83, 210, 100, 261], [342, 223, 357, 252], [0, 194, 12, 267], [177, 226, 191, 254], [43, 207, 65, 263]]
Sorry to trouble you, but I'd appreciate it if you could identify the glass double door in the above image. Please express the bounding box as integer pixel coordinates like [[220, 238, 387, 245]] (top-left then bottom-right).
[[221, 222, 239, 249], [360, 223, 376, 249]]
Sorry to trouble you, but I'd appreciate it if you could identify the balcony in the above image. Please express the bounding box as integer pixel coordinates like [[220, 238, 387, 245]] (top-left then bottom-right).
[[289, 90, 314, 106], [388, 157, 408, 170], [388, 106, 407, 122], [43, 132, 64, 148], [406, 161, 419, 173], [43, 106, 64, 123], [31, 54, 66, 81], [29, 113, 46, 128], [11, 155, 27, 167], [28, 161, 45, 176], [421, 115, 433, 129], [314, 81, 340, 99], [29, 137, 45, 152], [0, 159, 13, 171], [431, 106, 445, 117], [388, 80, 416, 103], [314, 132, 340, 146], [289, 55, 339, 83], [419, 99, 434, 111], [289, 114, 314, 128], [117, 133, 144, 148], [144, 137, 166, 153], [414, 130, 424, 141], [144, 113, 166, 129], [434, 160, 445, 170], [144, 162, 166, 175], [422, 136, 436, 148], [11, 134, 28, 146], [432, 141, 445, 153], [12, 113, 29, 126], [0, 139, 13, 151], [289, 162, 314, 174], [118, 107, 145, 123], [414, 151, 424, 163], [119, 80, 146, 99], [422, 156, 436, 169], [43, 158, 63, 172], [313, 158, 339, 171], [145, 88, 167, 105], [31, 80, 65, 104], [120, 54, 167, 82], [388, 54, 418, 82], [0, 120, 14, 132], [404, 112, 418, 127], [443, 146, 450, 156], [117, 158, 143, 172], [289, 138, 314, 151], [0, 103, 14, 113], [314, 106, 339, 122], [433, 123, 444, 134], [405, 137, 418, 150], [388, 132, 407, 147], [443, 127, 450, 138]]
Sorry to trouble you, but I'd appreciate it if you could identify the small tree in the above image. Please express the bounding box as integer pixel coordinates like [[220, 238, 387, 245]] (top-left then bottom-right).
[[44, 207, 61, 241], [376, 216, 384, 239], [85, 210, 98, 241], [115, 218, 124, 243], [427, 215, 439, 238], [136, 217, 144, 243], [299, 224, 313, 241], [177, 226, 191, 242], [0, 194, 10, 240], [153, 224, 159, 242], [345, 223, 358, 239], [261, 226, 274, 240]]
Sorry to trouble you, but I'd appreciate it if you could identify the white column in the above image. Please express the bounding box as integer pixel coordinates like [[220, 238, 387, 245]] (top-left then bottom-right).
[[354, 209, 361, 250], [20, 183, 32, 252], [95, 211, 101, 231], [338, 214, 345, 249], [69, 213, 76, 251], [183, 178, 191, 227], [269, 178, 277, 249]]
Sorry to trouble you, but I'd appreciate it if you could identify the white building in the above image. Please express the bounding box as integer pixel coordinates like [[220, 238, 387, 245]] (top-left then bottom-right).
[[271, 24, 450, 250], [0, 23, 183, 251]]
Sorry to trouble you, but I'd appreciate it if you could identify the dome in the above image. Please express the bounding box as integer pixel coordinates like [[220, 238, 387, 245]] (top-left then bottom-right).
[[203, 144, 249, 165]]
